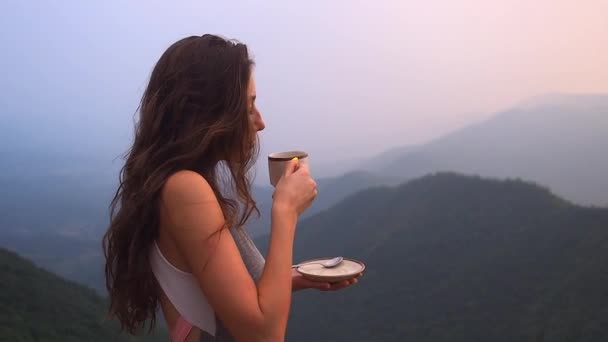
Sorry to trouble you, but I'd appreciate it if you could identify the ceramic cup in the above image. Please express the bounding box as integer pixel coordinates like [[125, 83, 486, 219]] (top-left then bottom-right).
[[268, 150, 309, 187]]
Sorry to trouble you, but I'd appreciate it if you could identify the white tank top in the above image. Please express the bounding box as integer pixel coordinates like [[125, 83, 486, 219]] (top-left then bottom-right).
[[149, 227, 266, 338], [150, 241, 218, 335]]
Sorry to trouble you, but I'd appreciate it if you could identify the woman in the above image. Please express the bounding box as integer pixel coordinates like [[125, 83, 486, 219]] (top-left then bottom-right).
[[103, 34, 360, 342]]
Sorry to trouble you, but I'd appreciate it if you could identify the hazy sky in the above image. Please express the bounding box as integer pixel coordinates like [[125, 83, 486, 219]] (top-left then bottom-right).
[[1, 0, 607, 177]]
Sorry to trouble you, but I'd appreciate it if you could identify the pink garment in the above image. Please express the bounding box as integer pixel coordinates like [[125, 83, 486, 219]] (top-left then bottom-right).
[[171, 316, 193, 342]]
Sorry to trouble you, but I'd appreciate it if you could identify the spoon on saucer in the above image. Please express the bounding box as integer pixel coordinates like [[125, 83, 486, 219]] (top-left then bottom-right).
[[292, 257, 344, 269]]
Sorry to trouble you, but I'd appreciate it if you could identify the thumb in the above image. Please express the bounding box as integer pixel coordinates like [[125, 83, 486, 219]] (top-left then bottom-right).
[[282, 157, 300, 177]]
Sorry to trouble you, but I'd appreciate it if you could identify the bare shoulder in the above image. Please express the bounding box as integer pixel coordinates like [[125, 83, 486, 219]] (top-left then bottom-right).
[[161, 170, 224, 234], [162, 170, 217, 205]]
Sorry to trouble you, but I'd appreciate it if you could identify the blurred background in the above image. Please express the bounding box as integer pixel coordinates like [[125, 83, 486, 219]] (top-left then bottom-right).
[[1, 1, 607, 341]]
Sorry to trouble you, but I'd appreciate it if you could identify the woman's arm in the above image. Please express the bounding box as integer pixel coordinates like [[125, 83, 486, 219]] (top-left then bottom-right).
[[162, 170, 298, 342]]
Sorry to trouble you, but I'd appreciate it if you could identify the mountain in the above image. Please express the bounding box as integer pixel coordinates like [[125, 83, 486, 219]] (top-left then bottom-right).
[[248, 170, 400, 236], [256, 173, 608, 341], [2, 93, 607, 340], [0, 168, 396, 296], [0, 111, 121, 238], [5, 93, 605, 242], [0, 247, 168, 342], [369, 93, 608, 206], [355, 144, 419, 172], [0, 176, 113, 237], [0, 232, 105, 293]]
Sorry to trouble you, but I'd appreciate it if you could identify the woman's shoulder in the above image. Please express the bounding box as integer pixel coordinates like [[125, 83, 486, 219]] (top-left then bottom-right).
[[160, 170, 225, 234], [162, 170, 217, 205]]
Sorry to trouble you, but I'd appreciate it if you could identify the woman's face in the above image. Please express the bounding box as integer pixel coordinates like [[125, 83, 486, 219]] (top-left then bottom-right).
[[248, 73, 265, 132]]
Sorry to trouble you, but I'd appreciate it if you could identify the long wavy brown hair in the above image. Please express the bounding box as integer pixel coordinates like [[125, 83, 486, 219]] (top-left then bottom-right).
[[102, 34, 260, 335]]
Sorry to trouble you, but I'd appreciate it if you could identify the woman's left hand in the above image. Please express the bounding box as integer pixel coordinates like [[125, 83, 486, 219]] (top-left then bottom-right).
[[291, 269, 362, 292]]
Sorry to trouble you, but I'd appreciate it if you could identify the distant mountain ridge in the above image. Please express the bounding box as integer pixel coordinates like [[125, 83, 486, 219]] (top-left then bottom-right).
[[0, 232, 105, 293], [1, 93, 607, 340], [255, 172, 608, 341], [0, 246, 168, 341], [1, 93, 605, 240], [368, 93, 608, 206], [248, 170, 400, 236], [2, 172, 607, 341]]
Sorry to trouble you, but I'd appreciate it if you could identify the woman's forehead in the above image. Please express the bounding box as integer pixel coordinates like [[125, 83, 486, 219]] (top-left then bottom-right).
[[248, 73, 256, 94]]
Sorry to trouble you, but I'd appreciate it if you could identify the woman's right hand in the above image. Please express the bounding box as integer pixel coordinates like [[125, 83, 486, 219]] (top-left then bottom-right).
[[272, 158, 317, 216]]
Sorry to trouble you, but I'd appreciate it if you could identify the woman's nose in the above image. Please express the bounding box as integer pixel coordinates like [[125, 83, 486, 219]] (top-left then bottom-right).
[[256, 113, 265, 132]]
